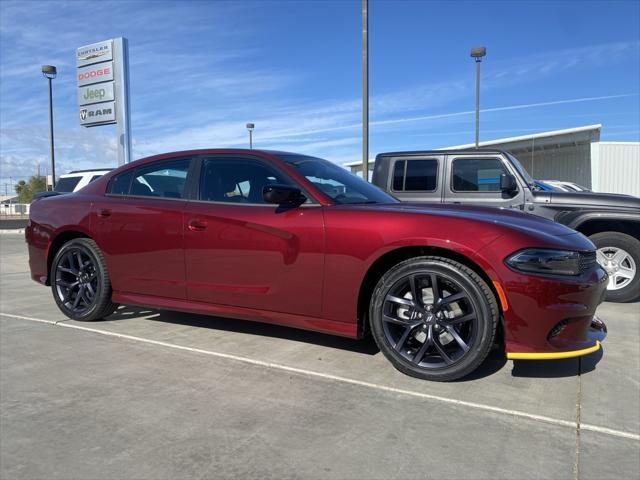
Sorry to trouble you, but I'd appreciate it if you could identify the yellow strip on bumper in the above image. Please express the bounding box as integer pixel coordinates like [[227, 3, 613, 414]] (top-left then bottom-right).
[[507, 341, 601, 360]]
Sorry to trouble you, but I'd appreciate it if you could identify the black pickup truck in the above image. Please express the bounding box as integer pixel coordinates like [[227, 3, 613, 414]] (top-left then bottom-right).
[[372, 149, 640, 302]]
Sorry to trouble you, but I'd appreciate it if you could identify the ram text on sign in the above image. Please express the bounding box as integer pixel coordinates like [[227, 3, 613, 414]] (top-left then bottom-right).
[[79, 101, 116, 126], [77, 63, 113, 87], [77, 82, 115, 106], [76, 40, 113, 68]]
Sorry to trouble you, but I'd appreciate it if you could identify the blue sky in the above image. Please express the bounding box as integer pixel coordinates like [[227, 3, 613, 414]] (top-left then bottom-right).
[[1, 0, 639, 188]]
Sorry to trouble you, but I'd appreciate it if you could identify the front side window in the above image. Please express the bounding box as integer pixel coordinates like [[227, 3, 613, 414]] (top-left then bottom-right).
[[452, 158, 506, 192], [200, 157, 296, 204], [281, 154, 396, 204], [131, 158, 191, 199], [392, 159, 438, 191]]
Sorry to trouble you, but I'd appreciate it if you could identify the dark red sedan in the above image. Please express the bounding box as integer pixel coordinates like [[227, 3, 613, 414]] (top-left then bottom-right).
[[26, 149, 608, 381]]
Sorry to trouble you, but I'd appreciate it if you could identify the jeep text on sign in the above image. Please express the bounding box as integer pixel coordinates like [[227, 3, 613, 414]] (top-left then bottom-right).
[[76, 39, 113, 68], [79, 101, 116, 126], [77, 82, 115, 106], [77, 63, 114, 87]]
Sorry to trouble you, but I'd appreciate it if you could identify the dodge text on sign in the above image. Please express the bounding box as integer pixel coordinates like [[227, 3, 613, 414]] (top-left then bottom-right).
[[77, 63, 114, 87]]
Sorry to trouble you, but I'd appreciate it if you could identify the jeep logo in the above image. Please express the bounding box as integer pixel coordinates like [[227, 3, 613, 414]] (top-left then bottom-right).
[[83, 88, 106, 101]]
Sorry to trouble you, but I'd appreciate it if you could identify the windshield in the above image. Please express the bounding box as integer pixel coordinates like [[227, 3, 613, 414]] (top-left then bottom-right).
[[280, 154, 397, 204], [506, 152, 536, 188]]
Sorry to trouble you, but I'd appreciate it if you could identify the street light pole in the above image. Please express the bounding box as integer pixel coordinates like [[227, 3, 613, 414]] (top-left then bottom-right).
[[362, 0, 369, 180], [42, 65, 57, 189], [246, 123, 255, 149], [470, 47, 486, 148]]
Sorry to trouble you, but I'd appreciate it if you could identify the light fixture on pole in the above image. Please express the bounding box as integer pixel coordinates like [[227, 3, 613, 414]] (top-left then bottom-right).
[[470, 47, 486, 148], [42, 64, 57, 190], [246, 123, 255, 149]]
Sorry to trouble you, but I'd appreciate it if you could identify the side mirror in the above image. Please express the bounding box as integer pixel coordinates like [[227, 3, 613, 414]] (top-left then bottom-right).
[[500, 173, 518, 193], [262, 184, 306, 206]]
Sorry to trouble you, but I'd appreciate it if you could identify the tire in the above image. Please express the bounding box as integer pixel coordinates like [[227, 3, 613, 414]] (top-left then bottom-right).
[[50, 238, 117, 321], [369, 256, 498, 382], [590, 232, 640, 303]]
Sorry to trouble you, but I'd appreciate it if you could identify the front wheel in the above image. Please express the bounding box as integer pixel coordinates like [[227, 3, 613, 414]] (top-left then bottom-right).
[[51, 238, 117, 321], [369, 256, 498, 382], [591, 232, 640, 303]]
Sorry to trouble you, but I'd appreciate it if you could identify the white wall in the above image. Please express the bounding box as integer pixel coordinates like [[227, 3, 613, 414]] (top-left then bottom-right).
[[591, 142, 640, 197]]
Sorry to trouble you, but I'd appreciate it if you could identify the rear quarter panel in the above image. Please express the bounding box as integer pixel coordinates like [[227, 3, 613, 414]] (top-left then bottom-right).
[[26, 194, 94, 284]]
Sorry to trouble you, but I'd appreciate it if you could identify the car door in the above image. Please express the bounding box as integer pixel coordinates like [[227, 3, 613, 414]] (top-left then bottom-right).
[[92, 157, 193, 299], [183, 155, 325, 317], [386, 155, 443, 203], [443, 154, 525, 208]]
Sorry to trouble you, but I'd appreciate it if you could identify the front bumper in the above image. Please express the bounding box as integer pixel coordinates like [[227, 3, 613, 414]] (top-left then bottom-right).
[[498, 262, 608, 358], [506, 316, 607, 359]]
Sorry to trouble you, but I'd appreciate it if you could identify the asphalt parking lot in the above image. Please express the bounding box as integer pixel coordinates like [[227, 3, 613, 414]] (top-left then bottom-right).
[[0, 232, 638, 480]]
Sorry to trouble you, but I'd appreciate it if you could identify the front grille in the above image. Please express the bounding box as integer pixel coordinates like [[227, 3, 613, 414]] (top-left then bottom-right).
[[579, 251, 597, 273]]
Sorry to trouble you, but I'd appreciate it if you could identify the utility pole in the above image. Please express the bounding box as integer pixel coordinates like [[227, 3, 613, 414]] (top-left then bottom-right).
[[362, 0, 369, 180]]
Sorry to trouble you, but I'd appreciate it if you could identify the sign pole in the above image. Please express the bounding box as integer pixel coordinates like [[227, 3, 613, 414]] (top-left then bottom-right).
[[362, 0, 369, 181], [113, 37, 132, 165]]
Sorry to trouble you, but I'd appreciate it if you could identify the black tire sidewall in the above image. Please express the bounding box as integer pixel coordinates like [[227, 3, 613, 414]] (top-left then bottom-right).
[[369, 257, 497, 381], [590, 231, 640, 303], [51, 238, 112, 321]]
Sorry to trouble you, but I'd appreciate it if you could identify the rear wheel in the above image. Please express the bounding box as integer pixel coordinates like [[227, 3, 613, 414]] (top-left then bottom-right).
[[591, 232, 640, 303], [51, 238, 117, 321], [369, 256, 498, 381]]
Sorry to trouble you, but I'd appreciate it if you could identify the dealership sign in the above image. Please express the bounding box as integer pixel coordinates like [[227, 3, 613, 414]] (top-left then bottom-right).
[[76, 38, 132, 164]]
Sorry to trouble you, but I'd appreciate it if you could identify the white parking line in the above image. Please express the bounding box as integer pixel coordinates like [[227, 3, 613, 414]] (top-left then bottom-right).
[[1, 311, 638, 442]]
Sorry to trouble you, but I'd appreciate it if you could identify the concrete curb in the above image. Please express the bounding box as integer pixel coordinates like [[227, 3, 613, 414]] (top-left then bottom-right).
[[0, 229, 25, 234]]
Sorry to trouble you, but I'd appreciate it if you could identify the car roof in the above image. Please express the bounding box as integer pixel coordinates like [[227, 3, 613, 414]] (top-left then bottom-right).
[[377, 148, 508, 156], [67, 169, 113, 174]]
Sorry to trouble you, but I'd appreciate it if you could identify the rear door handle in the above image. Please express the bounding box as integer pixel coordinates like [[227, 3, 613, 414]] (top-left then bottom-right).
[[188, 219, 208, 231], [98, 209, 111, 218]]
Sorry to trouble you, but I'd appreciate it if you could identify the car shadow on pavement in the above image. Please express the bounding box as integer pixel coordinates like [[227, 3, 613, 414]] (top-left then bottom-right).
[[105, 305, 380, 355], [510, 348, 603, 378]]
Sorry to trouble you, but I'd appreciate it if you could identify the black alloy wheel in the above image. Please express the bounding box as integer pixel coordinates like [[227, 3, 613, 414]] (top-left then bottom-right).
[[51, 238, 117, 321], [370, 256, 498, 381]]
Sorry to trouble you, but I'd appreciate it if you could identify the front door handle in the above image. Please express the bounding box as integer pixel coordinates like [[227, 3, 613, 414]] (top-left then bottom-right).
[[98, 209, 111, 218], [188, 219, 208, 231]]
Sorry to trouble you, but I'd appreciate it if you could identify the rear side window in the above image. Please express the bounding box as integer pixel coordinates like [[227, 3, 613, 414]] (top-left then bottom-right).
[[54, 176, 81, 193], [452, 158, 506, 192], [89, 175, 103, 183], [392, 159, 438, 191], [131, 158, 191, 199], [107, 170, 134, 195]]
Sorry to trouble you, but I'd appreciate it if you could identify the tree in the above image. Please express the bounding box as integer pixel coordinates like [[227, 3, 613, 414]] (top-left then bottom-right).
[[14, 176, 47, 203]]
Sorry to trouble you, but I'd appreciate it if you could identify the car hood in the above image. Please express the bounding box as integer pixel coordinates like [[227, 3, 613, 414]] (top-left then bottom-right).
[[532, 190, 640, 209], [341, 202, 578, 237]]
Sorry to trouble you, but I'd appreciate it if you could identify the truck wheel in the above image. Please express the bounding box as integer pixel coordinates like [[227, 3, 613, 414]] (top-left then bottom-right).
[[591, 232, 640, 303], [369, 256, 498, 381]]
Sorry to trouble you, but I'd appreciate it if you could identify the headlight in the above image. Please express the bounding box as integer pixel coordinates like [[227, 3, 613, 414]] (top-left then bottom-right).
[[505, 249, 581, 276]]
